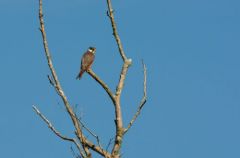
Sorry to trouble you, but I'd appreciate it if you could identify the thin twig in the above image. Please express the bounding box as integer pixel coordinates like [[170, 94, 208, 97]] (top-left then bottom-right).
[[73, 112, 111, 158], [87, 69, 116, 104], [32, 105, 85, 157], [106, 138, 114, 152], [73, 107, 107, 157], [47, 75, 55, 86], [77, 118, 104, 154], [71, 146, 82, 158], [124, 61, 147, 134], [47, 75, 62, 96]]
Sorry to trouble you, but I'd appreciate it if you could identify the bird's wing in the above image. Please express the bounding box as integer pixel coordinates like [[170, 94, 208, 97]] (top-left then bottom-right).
[[81, 52, 95, 70]]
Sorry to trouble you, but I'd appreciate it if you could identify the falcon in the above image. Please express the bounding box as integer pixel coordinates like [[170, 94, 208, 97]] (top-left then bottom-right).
[[76, 47, 96, 79]]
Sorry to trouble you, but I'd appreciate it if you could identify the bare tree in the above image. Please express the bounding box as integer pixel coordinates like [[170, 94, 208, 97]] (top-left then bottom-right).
[[33, 0, 147, 158]]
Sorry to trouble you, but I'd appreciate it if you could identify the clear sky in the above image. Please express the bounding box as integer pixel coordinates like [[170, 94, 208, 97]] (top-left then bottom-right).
[[0, 0, 240, 158]]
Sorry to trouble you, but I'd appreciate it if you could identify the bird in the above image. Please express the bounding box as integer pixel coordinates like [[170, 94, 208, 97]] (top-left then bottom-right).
[[76, 47, 96, 79]]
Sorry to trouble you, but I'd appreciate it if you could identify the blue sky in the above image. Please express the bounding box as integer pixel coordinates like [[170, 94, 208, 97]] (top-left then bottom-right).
[[0, 0, 240, 157]]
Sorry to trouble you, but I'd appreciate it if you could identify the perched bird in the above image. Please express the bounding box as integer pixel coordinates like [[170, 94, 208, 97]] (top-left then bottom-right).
[[76, 47, 96, 79]]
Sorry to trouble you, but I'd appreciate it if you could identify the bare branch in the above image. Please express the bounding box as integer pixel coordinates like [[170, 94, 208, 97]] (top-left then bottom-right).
[[106, 0, 127, 62], [124, 61, 147, 134], [33, 105, 73, 141], [32, 105, 85, 157], [39, 0, 59, 87], [87, 69, 116, 105]]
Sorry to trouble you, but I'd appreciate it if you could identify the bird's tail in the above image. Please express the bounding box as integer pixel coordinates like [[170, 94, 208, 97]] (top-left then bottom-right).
[[76, 70, 84, 80]]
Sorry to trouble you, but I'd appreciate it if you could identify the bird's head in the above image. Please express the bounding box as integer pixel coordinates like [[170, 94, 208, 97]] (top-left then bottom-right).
[[88, 47, 96, 54]]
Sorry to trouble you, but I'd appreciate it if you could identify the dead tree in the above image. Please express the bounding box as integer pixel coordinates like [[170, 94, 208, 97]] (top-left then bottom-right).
[[33, 0, 147, 158]]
